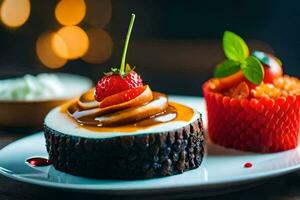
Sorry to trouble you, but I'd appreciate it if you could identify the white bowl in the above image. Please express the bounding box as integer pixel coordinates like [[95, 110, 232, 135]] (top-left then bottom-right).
[[0, 73, 93, 127]]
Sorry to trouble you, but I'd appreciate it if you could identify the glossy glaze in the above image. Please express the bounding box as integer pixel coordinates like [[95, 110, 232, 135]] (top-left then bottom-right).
[[60, 93, 194, 133]]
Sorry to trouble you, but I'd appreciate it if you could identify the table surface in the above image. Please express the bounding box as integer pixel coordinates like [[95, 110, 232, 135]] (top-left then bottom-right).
[[1, 129, 300, 200]]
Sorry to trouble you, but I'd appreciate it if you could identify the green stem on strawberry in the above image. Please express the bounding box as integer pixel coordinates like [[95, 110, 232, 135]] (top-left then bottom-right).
[[120, 13, 136, 76]]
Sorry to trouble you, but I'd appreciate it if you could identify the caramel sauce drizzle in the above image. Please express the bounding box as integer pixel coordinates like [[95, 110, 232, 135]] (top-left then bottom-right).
[[60, 92, 194, 133]]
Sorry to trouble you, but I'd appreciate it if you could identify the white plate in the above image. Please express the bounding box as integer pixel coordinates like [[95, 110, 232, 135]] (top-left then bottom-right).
[[0, 96, 300, 197]]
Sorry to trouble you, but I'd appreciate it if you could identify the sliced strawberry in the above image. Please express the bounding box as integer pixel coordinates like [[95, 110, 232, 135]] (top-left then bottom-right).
[[100, 85, 146, 108]]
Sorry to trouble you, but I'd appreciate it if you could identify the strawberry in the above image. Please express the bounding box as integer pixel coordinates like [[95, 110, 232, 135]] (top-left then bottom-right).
[[99, 85, 146, 108], [95, 70, 143, 102], [94, 14, 144, 102]]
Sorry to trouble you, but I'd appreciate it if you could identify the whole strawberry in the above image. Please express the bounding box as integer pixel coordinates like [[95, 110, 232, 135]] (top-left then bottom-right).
[[95, 68, 143, 102], [94, 14, 143, 102]]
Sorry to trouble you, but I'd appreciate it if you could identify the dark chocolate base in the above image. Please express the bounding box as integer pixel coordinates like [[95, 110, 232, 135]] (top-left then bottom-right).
[[44, 116, 204, 180]]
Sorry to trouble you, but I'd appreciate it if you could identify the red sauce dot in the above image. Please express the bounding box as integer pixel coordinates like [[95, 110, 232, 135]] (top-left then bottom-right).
[[26, 157, 52, 167], [244, 162, 253, 168]]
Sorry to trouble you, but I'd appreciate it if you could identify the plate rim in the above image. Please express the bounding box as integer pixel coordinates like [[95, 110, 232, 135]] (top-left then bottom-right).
[[1, 133, 300, 194]]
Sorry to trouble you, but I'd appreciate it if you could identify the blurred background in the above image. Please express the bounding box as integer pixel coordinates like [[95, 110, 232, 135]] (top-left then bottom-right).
[[0, 0, 299, 96]]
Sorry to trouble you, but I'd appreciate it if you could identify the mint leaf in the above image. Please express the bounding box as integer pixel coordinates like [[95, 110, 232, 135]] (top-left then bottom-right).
[[241, 56, 264, 85], [223, 31, 249, 61], [214, 60, 240, 78]]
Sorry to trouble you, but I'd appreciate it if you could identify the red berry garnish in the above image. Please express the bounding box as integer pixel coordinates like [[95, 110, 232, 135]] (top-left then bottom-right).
[[253, 51, 283, 84], [263, 63, 283, 84], [95, 70, 143, 102]]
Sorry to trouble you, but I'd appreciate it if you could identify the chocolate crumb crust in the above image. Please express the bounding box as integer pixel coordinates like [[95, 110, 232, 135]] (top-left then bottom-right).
[[44, 115, 204, 180]]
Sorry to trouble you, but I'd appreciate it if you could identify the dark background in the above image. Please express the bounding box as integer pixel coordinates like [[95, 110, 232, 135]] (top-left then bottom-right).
[[0, 0, 299, 95]]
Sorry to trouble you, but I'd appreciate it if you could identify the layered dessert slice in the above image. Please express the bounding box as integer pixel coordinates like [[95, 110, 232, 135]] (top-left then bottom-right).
[[44, 14, 204, 179]]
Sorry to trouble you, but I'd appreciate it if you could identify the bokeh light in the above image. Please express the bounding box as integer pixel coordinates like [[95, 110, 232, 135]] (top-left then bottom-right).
[[84, 0, 112, 28], [82, 28, 113, 64], [0, 0, 31, 28], [55, 0, 86, 26], [53, 26, 89, 60], [51, 33, 68, 59], [36, 32, 67, 69]]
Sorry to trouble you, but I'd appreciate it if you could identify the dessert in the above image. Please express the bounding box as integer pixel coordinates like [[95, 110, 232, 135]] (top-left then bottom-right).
[[44, 14, 204, 179], [203, 31, 300, 153]]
